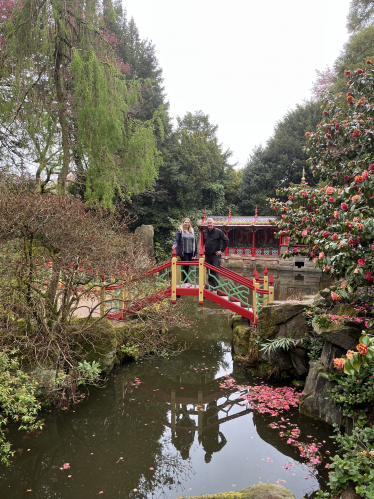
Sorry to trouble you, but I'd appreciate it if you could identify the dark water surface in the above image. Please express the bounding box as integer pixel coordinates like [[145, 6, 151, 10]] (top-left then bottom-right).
[[1, 286, 334, 499]]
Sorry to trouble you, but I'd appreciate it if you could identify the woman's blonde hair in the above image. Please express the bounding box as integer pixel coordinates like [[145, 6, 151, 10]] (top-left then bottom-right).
[[179, 218, 193, 233]]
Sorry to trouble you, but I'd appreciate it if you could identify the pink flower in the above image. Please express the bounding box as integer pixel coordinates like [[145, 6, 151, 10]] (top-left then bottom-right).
[[319, 252, 324, 260], [357, 68, 363, 74], [363, 170, 369, 179], [365, 271, 372, 281], [63, 463, 70, 470], [302, 230, 308, 237], [328, 198, 335, 203], [358, 259, 366, 266], [369, 164, 374, 172], [341, 202, 349, 211], [332, 233, 338, 240]]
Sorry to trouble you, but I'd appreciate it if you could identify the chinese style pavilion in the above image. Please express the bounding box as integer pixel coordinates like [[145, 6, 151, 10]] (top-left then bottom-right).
[[198, 207, 287, 259]]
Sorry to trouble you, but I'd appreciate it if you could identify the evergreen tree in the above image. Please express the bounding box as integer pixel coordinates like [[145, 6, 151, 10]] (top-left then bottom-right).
[[238, 101, 320, 215]]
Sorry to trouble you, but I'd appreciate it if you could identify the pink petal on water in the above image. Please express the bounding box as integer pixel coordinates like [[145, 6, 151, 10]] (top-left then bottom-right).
[[150, 467, 154, 470]]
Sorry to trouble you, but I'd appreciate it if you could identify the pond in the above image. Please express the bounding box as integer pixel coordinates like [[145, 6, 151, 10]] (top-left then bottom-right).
[[1, 274, 335, 499]]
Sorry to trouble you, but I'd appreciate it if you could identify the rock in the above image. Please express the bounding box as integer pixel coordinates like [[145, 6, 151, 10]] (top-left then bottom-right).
[[257, 302, 309, 339], [330, 303, 358, 317], [289, 348, 309, 376], [312, 288, 333, 307], [339, 483, 364, 499], [135, 224, 154, 257], [312, 317, 362, 351], [275, 313, 309, 340], [177, 483, 296, 499], [240, 484, 296, 499], [299, 361, 342, 425], [231, 314, 252, 356], [259, 348, 293, 371], [72, 318, 120, 374], [320, 341, 348, 370]]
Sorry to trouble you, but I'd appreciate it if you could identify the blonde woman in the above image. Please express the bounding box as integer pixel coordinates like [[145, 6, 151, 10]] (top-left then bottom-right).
[[172, 218, 197, 283]]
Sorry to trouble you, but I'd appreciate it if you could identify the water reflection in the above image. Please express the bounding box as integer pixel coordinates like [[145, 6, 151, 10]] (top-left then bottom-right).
[[0, 296, 334, 499]]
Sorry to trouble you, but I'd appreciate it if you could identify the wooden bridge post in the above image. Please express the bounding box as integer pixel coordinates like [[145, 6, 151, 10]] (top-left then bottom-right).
[[198, 257, 205, 305], [171, 250, 177, 304], [263, 266, 269, 307], [252, 277, 257, 321], [269, 274, 274, 303]]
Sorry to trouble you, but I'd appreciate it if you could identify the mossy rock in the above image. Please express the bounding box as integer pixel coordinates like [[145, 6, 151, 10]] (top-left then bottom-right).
[[71, 318, 121, 374], [177, 483, 296, 499]]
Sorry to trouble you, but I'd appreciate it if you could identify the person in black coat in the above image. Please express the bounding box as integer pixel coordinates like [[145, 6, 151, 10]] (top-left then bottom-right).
[[172, 218, 197, 284], [202, 218, 229, 290]]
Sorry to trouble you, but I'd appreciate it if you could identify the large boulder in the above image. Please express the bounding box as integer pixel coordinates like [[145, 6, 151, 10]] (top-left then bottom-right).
[[257, 301, 311, 340], [299, 360, 342, 425], [135, 224, 154, 257], [177, 483, 296, 499], [312, 317, 362, 351]]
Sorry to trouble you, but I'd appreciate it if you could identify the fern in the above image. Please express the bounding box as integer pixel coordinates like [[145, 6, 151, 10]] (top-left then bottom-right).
[[260, 337, 302, 356]]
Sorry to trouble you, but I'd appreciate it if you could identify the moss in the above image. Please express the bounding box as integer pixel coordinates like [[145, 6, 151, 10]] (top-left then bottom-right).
[[71, 318, 120, 374], [178, 483, 296, 499], [257, 308, 278, 339], [177, 493, 248, 499], [292, 379, 305, 388]]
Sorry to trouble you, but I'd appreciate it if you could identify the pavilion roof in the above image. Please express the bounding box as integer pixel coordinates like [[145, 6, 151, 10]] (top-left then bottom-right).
[[198, 216, 280, 227]]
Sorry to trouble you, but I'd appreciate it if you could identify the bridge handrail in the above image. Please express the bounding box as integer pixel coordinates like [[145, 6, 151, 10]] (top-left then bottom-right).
[[203, 262, 257, 291]]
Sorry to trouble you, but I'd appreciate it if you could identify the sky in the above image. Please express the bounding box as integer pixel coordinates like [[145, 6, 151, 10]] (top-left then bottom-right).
[[123, 0, 352, 169]]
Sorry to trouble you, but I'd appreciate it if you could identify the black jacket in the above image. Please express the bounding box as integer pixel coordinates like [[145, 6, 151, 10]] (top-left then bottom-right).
[[173, 229, 197, 258], [203, 227, 229, 256]]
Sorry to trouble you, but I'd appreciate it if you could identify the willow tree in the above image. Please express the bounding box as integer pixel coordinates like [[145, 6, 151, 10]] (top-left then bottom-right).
[[1, 0, 161, 206]]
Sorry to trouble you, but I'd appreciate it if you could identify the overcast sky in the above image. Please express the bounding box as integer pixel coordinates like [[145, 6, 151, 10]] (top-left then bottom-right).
[[123, 0, 352, 169]]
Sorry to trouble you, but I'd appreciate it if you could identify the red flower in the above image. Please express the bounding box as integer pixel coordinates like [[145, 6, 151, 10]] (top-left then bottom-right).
[[328, 198, 335, 203], [326, 186, 335, 194], [332, 233, 338, 240], [288, 196, 293, 201], [348, 238, 357, 246], [344, 175, 350, 181], [352, 129, 361, 137], [311, 193, 316, 198], [323, 111, 328, 117], [357, 343, 368, 355], [358, 259, 366, 265], [319, 252, 324, 259], [367, 60, 372, 65], [347, 95, 354, 104], [365, 271, 373, 280], [369, 164, 374, 172], [344, 70, 351, 75], [357, 68, 363, 74], [363, 170, 369, 179], [305, 132, 311, 137], [334, 211, 339, 218], [335, 123, 340, 131], [302, 191, 308, 198], [341, 202, 349, 211], [322, 231, 330, 238], [356, 222, 363, 231], [355, 175, 364, 184]]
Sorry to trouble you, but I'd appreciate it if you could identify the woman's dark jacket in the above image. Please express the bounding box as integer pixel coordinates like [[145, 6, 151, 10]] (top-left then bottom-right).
[[173, 229, 197, 258]]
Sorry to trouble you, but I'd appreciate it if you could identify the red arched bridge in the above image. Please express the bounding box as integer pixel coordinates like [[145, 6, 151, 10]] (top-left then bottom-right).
[[103, 249, 274, 325]]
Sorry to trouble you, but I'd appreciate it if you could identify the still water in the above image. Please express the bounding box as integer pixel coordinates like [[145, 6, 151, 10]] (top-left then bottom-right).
[[1, 273, 334, 499]]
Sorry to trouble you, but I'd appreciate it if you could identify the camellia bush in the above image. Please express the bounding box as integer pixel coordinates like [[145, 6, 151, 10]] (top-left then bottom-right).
[[271, 62, 374, 375], [272, 62, 374, 308]]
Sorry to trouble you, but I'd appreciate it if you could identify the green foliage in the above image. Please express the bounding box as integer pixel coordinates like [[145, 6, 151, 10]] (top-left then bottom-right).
[[120, 344, 140, 360], [1, 0, 161, 206], [274, 66, 374, 303], [329, 363, 374, 420], [347, 0, 374, 34], [0, 350, 42, 466], [259, 337, 302, 356], [320, 425, 374, 499]]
